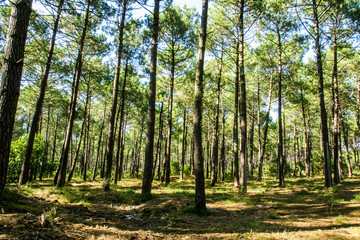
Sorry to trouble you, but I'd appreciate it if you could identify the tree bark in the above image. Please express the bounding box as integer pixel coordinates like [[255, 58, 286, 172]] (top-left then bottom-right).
[[103, 0, 127, 191], [142, 0, 160, 195], [181, 109, 187, 181], [257, 71, 274, 181], [193, 0, 208, 213], [67, 82, 90, 183], [19, 0, 64, 185], [210, 43, 223, 186], [154, 103, 164, 180], [331, 30, 341, 184], [92, 107, 106, 181], [0, 0, 32, 197], [114, 57, 129, 184], [220, 98, 226, 181], [233, 37, 240, 188], [164, 49, 175, 186], [56, 0, 90, 188], [238, 0, 247, 192], [276, 24, 285, 187], [312, 0, 332, 188]]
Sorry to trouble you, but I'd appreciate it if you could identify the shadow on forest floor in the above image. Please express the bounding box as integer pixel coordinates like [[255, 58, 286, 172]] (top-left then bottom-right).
[[1, 175, 360, 239]]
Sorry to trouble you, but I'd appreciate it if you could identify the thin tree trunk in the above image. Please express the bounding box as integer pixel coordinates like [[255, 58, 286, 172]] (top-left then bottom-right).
[[181, 109, 187, 180], [248, 98, 255, 180], [164, 49, 175, 186], [193, 0, 208, 213], [293, 123, 297, 176], [142, 0, 160, 195], [220, 98, 226, 181], [51, 112, 60, 163], [276, 24, 285, 187], [312, 0, 332, 188], [19, 0, 64, 185], [238, 0, 247, 192], [67, 83, 90, 182], [257, 71, 274, 181], [210, 43, 223, 186], [342, 121, 353, 177], [83, 94, 91, 181], [114, 58, 129, 184], [92, 109, 105, 181], [55, 0, 90, 188], [331, 29, 341, 184], [154, 103, 164, 180], [233, 37, 240, 188], [103, 0, 127, 191], [0, 0, 32, 197]]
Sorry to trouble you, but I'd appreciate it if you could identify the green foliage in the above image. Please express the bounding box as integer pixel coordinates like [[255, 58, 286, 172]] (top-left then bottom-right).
[[8, 134, 47, 182], [171, 161, 181, 175]]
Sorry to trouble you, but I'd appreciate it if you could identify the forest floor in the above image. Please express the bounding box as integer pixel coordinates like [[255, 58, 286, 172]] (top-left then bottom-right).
[[0, 175, 360, 240]]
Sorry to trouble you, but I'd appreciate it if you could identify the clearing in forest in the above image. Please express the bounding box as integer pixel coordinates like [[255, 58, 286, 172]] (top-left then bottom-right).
[[0, 176, 360, 239]]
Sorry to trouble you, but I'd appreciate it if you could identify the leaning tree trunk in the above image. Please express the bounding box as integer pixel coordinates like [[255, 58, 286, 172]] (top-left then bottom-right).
[[0, 0, 32, 198], [193, 0, 208, 213], [103, 0, 127, 191], [56, 0, 90, 188], [210, 43, 223, 187], [19, 0, 64, 185], [312, 0, 332, 188], [67, 82, 90, 183], [142, 0, 160, 195]]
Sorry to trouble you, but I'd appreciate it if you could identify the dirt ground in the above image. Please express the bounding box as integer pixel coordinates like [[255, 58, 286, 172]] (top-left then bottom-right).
[[0, 176, 359, 239]]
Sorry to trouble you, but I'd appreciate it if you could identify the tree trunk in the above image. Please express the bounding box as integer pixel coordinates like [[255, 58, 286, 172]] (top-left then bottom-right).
[[276, 24, 285, 187], [193, 0, 208, 213], [56, 0, 90, 188], [312, 0, 332, 188], [293, 123, 297, 176], [238, 0, 247, 192], [114, 58, 129, 184], [142, 0, 160, 195], [67, 83, 90, 183], [342, 121, 353, 177], [331, 30, 341, 184], [164, 49, 175, 186], [92, 108, 105, 181], [103, 0, 127, 191], [0, 0, 32, 197], [257, 71, 274, 181], [154, 103, 164, 180], [248, 98, 255, 180], [210, 43, 223, 186], [83, 94, 91, 181], [19, 0, 64, 185], [220, 98, 226, 181], [181, 109, 187, 181], [233, 37, 240, 188]]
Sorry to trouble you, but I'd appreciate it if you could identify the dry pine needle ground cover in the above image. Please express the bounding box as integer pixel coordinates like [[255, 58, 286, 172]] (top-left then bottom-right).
[[0, 175, 360, 240]]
